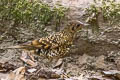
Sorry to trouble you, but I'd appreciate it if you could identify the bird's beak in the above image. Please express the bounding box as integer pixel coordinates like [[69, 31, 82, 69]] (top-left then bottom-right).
[[80, 21, 89, 27], [83, 23, 89, 27], [76, 20, 89, 27]]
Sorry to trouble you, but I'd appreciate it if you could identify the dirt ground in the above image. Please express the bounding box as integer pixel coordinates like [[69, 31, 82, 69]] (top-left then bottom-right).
[[0, 23, 120, 80], [0, 0, 120, 80]]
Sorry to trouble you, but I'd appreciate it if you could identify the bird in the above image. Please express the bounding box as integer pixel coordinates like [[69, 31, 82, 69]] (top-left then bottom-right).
[[7, 20, 89, 62]]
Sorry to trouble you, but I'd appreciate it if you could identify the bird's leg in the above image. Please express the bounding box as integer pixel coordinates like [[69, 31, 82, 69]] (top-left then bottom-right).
[[44, 58, 53, 68], [49, 58, 53, 63]]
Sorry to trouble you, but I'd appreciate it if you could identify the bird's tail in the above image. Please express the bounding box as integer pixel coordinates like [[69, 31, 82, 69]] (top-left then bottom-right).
[[4, 39, 42, 50], [6, 45, 26, 49], [5, 44, 37, 50]]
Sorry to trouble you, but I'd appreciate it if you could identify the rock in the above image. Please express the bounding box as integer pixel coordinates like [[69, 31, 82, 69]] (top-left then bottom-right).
[[94, 55, 106, 69], [102, 70, 120, 80], [27, 68, 37, 73], [78, 54, 91, 65], [115, 59, 120, 70]]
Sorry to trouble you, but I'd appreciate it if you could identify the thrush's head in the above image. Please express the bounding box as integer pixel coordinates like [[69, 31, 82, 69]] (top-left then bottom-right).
[[66, 20, 89, 33]]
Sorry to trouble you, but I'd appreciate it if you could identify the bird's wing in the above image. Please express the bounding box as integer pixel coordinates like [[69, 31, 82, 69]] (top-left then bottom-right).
[[35, 38, 59, 49], [6, 37, 59, 50]]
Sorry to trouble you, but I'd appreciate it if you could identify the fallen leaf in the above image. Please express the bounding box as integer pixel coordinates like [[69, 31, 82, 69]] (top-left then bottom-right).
[[0, 62, 16, 73], [5, 67, 26, 80]]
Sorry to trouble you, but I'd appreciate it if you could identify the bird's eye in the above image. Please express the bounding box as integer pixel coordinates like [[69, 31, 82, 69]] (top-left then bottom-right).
[[76, 24, 80, 27]]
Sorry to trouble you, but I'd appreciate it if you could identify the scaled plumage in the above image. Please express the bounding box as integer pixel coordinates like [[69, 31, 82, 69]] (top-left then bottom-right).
[[8, 20, 89, 59]]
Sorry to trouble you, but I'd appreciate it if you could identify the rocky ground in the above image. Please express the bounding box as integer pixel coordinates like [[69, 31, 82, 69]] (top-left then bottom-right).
[[0, 0, 120, 80]]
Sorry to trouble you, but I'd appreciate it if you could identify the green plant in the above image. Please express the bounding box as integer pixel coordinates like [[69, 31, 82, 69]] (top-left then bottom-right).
[[0, 0, 67, 28], [85, 0, 120, 32], [0, 0, 67, 41], [53, 6, 67, 30]]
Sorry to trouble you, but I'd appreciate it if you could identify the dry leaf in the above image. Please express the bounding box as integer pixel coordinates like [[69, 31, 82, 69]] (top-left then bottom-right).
[[20, 51, 37, 67], [5, 67, 26, 80], [0, 62, 16, 73]]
